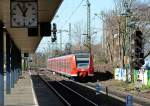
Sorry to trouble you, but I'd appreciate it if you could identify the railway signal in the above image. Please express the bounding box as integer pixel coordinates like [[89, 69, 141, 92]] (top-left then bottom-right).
[[131, 29, 144, 69], [51, 23, 57, 42]]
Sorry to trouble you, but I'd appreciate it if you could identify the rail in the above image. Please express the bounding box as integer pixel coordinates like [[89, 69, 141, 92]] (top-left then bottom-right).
[[38, 75, 71, 106], [38, 75, 98, 106]]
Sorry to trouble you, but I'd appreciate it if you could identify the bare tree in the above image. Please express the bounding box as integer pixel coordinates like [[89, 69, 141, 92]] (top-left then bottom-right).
[[101, 0, 150, 82], [102, 11, 123, 67], [72, 22, 84, 51]]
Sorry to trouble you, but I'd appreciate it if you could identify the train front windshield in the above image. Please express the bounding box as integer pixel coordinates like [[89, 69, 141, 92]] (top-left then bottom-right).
[[75, 53, 90, 68]]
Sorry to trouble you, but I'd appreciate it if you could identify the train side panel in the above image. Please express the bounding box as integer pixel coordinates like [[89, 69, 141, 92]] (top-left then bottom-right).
[[47, 55, 77, 77], [70, 55, 78, 77], [47, 53, 94, 79]]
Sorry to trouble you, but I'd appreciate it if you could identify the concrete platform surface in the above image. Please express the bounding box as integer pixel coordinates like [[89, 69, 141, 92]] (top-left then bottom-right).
[[4, 71, 65, 106], [5, 71, 38, 106]]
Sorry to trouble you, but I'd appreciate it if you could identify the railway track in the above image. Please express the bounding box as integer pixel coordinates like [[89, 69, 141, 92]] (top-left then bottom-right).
[[38, 75, 98, 106], [82, 82, 150, 106], [60, 80, 125, 106], [37, 70, 125, 106], [36, 70, 150, 106]]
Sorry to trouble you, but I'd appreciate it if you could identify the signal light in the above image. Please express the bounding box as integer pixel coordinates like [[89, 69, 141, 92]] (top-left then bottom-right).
[[24, 53, 29, 57], [51, 23, 57, 42], [131, 29, 144, 69], [134, 59, 145, 70], [51, 37, 56, 42], [53, 23, 57, 32], [139, 59, 145, 65]]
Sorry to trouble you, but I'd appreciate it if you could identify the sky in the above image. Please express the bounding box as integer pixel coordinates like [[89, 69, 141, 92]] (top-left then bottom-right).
[[36, 0, 149, 53]]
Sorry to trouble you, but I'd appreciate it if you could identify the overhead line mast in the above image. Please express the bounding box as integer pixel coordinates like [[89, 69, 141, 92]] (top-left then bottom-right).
[[86, 0, 91, 53]]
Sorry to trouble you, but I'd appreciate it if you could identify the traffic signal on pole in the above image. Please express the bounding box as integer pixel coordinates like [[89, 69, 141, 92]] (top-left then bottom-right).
[[51, 23, 57, 42], [24, 53, 29, 57], [131, 29, 144, 69], [134, 58, 144, 70], [51, 37, 56, 42]]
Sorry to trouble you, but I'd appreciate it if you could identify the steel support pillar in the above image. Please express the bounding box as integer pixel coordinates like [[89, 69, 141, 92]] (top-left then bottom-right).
[[13, 43, 21, 83], [18, 51, 22, 76], [6, 33, 11, 94], [24, 58, 28, 71], [0, 21, 4, 106], [20, 56, 24, 76], [15, 48, 21, 82], [23, 58, 26, 71], [10, 41, 15, 88], [14, 69, 17, 83], [14, 44, 18, 83]]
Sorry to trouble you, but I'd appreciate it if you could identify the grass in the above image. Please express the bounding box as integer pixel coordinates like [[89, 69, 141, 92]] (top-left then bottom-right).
[[140, 85, 150, 92], [103, 79, 150, 93]]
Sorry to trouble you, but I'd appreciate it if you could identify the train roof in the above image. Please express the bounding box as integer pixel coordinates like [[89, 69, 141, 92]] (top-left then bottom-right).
[[48, 52, 90, 59]]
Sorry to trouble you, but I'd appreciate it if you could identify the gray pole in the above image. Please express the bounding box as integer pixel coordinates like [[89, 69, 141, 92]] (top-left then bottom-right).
[[0, 22, 4, 106], [100, 11, 105, 50], [69, 23, 71, 53], [55, 37, 57, 51], [69, 23, 71, 44], [86, 0, 91, 53], [60, 30, 62, 52], [52, 42, 54, 57], [123, 0, 133, 82]]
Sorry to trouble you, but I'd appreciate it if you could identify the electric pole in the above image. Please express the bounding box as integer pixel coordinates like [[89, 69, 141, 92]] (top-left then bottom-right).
[[69, 23, 72, 53], [123, 0, 136, 82], [58, 29, 68, 54], [60, 30, 62, 52], [86, 0, 91, 53]]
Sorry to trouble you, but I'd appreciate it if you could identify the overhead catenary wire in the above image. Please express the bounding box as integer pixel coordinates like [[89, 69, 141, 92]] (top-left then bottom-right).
[[61, 0, 84, 28], [38, 0, 86, 53]]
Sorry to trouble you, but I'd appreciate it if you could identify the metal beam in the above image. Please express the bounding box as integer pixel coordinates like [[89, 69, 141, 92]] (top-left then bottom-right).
[[6, 33, 11, 94], [10, 41, 15, 88], [0, 21, 4, 106]]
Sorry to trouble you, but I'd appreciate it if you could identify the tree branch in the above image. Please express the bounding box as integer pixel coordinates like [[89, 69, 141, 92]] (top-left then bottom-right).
[[144, 51, 150, 59]]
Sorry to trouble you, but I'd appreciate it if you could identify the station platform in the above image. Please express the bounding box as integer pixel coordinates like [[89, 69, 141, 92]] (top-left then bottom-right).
[[4, 71, 64, 106], [5, 71, 38, 106]]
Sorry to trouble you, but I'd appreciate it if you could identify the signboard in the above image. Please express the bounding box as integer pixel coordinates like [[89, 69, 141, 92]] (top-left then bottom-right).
[[126, 95, 133, 106], [96, 82, 101, 95]]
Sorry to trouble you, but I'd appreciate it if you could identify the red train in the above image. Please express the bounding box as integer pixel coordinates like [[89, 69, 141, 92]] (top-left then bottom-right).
[[47, 52, 94, 80]]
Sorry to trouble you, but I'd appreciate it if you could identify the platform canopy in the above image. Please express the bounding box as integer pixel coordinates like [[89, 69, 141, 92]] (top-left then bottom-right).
[[0, 0, 63, 53]]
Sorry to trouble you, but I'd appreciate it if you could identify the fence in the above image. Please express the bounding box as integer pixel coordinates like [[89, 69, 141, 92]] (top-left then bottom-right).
[[114, 68, 150, 86]]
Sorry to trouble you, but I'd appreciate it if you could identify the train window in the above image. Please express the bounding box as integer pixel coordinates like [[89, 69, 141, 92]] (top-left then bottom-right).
[[76, 54, 89, 58], [76, 60, 89, 68], [75, 53, 90, 68]]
